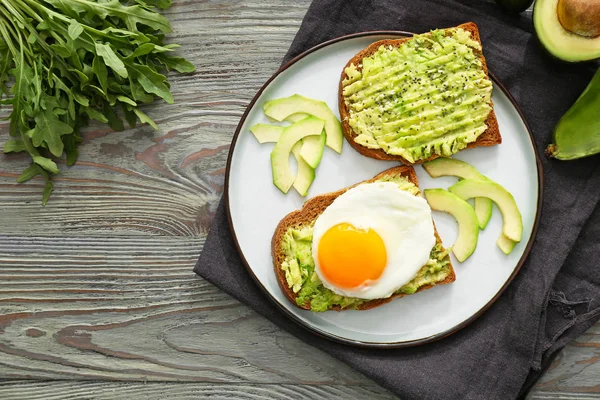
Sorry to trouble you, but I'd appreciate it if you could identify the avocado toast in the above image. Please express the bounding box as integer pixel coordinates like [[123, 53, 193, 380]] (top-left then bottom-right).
[[272, 166, 455, 312], [339, 22, 501, 164]]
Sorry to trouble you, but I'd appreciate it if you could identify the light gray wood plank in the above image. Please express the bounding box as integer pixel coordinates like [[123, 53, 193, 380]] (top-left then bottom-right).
[[0, 0, 597, 398], [0, 381, 395, 400], [528, 323, 600, 398], [0, 236, 379, 386], [529, 394, 600, 400]]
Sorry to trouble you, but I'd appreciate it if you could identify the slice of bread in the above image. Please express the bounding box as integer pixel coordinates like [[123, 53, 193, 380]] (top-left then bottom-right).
[[338, 22, 501, 164], [271, 166, 455, 311]]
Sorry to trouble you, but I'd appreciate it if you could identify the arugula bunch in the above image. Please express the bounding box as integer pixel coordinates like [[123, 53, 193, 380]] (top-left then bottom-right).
[[0, 0, 195, 204]]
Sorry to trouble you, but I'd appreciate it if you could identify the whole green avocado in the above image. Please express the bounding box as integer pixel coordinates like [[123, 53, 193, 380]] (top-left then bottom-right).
[[547, 68, 600, 160]]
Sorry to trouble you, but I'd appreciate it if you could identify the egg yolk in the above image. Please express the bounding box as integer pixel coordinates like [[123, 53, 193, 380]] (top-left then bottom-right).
[[317, 223, 387, 288]]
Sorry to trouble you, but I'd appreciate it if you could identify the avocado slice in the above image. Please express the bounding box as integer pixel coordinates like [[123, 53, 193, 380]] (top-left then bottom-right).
[[262, 113, 324, 168], [285, 114, 326, 168], [250, 124, 283, 143], [423, 158, 493, 229], [449, 179, 523, 243], [300, 131, 326, 168], [250, 122, 319, 195], [497, 234, 518, 255], [534, 0, 600, 62], [270, 116, 325, 194], [250, 122, 326, 168], [547, 68, 600, 160], [285, 113, 310, 123], [424, 189, 479, 262], [290, 140, 315, 196], [264, 94, 343, 153]]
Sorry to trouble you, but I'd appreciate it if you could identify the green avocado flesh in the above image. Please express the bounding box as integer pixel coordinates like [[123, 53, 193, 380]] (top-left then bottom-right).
[[423, 158, 493, 229], [250, 124, 283, 143], [250, 123, 315, 196], [270, 116, 324, 194], [424, 189, 479, 262], [534, 0, 600, 62], [279, 176, 453, 312], [449, 179, 523, 243], [497, 234, 517, 255], [264, 94, 343, 153], [290, 140, 315, 196], [341, 28, 493, 163], [250, 121, 325, 169], [285, 113, 310, 123], [547, 68, 600, 160], [300, 131, 326, 168]]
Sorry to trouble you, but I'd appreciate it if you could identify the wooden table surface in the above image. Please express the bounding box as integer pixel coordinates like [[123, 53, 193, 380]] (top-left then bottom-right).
[[0, 1, 598, 399]]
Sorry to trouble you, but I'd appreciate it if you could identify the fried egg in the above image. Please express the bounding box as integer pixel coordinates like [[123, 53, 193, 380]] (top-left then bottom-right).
[[311, 182, 436, 300]]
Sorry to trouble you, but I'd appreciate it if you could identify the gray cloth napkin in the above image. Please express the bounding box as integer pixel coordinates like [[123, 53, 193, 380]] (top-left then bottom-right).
[[195, 1, 600, 398]]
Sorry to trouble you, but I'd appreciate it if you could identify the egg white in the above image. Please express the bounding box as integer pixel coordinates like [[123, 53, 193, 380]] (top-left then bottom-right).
[[311, 182, 436, 300]]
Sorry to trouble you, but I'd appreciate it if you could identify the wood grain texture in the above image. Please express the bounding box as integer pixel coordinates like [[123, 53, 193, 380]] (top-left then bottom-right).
[[0, 381, 395, 399], [0, 0, 597, 399]]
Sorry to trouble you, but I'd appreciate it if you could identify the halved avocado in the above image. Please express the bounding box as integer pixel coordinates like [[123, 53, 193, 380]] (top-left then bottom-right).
[[422, 158, 493, 229], [264, 94, 343, 153], [424, 189, 479, 262], [449, 179, 523, 243], [534, 0, 600, 62], [270, 116, 325, 193]]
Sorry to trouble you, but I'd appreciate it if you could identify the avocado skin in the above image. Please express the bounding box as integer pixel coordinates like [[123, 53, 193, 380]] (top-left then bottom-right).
[[494, 0, 533, 14], [547, 68, 600, 160]]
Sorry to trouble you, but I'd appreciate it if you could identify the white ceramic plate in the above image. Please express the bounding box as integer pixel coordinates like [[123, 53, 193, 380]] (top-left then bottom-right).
[[225, 32, 542, 347]]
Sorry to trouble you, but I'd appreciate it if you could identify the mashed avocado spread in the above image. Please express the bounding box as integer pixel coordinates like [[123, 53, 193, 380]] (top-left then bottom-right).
[[279, 176, 452, 312], [342, 28, 493, 163]]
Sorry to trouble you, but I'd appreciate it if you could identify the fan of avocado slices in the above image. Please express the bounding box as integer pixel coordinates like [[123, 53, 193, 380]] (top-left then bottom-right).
[[422, 158, 523, 260], [0, 0, 195, 204], [250, 94, 343, 196]]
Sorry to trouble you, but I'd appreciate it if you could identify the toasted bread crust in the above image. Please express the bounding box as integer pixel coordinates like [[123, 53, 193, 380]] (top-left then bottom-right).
[[338, 22, 501, 164], [271, 166, 456, 312]]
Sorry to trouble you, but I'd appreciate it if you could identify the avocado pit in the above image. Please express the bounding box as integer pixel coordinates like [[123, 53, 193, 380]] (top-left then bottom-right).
[[557, 0, 600, 37]]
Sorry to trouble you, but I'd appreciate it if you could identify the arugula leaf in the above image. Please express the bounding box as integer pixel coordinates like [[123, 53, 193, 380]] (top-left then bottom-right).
[[134, 107, 158, 130], [33, 155, 60, 174], [0, 0, 195, 204], [3, 139, 26, 153], [158, 55, 196, 73], [135, 0, 172, 9], [45, 0, 172, 34], [95, 43, 128, 78], [67, 20, 84, 40], [63, 130, 82, 166], [129, 63, 173, 103], [42, 181, 53, 205], [17, 164, 46, 183], [92, 55, 109, 93]]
